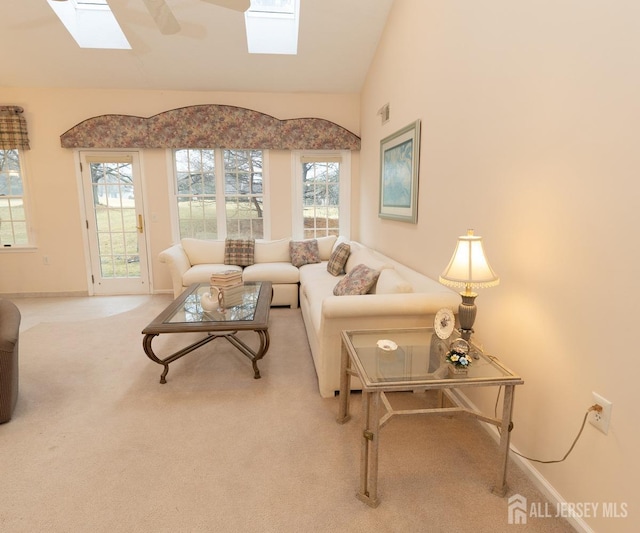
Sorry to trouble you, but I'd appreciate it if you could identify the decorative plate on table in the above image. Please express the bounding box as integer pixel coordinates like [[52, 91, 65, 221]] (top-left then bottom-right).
[[434, 308, 455, 339]]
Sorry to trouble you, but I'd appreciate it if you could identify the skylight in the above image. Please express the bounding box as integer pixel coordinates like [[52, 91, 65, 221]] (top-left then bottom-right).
[[47, 0, 131, 50], [245, 0, 300, 55]]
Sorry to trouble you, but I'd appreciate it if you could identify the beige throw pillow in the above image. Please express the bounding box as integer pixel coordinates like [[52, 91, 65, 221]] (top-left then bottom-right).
[[224, 238, 255, 266], [290, 239, 321, 268], [327, 242, 351, 276], [333, 264, 380, 296]]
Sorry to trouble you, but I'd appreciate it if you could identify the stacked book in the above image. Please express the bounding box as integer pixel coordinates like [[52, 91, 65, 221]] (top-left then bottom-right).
[[210, 270, 244, 308], [210, 270, 243, 289]]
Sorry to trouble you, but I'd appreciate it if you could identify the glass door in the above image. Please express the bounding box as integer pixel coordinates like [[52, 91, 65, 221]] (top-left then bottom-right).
[[80, 151, 150, 295]]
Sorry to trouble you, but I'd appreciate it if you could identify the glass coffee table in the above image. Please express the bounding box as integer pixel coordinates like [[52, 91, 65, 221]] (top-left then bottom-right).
[[142, 282, 272, 384], [337, 327, 523, 507]]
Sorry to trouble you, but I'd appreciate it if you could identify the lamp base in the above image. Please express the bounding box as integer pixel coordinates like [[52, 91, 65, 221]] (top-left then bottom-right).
[[458, 292, 477, 343]]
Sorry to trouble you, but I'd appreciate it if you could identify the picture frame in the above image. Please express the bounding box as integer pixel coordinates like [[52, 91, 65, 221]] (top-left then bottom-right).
[[378, 120, 421, 223]]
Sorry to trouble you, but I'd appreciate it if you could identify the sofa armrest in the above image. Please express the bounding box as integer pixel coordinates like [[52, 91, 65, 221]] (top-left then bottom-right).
[[309, 291, 460, 398], [159, 244, 192, 298], [321, 292, 461, 319]]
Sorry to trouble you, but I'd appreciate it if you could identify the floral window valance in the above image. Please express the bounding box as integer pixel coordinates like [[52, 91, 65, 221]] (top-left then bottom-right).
[[0, 106, 30, 150], [60, 104, 360, 150]]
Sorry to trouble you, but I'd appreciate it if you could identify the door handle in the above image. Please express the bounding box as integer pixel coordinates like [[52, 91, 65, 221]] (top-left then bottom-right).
[[137, 214, 144, 233]]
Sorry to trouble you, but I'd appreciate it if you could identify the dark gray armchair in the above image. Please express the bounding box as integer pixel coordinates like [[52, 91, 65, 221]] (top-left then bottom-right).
[[0, 298, 21, 423]]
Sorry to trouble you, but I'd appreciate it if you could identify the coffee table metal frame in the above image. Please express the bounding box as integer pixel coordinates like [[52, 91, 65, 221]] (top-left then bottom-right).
[[142, 282, 272, 384], [337, 327, 524, 507]]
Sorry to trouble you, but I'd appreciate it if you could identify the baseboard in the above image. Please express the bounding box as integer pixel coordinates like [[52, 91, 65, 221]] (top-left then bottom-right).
[[446, 388, 593, 533], [2, 290, 175, 298], [0, 291, 89, 299]]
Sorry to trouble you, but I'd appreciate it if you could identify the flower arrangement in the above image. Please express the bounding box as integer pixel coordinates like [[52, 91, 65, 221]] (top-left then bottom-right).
[[446, 339, 472, 369]]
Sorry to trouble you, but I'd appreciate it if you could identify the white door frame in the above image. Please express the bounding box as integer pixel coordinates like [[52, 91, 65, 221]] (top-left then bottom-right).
[[76, 150, 152, 295]]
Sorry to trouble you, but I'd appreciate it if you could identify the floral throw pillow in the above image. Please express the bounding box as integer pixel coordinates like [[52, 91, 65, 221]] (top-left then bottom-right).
[[224, 238, 255, 266], [333, 263, 380, 296], [327, 242, 351, 276], [290, 239, 321, 268]]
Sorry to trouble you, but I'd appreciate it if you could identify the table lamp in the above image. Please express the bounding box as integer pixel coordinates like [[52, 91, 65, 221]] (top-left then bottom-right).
[[439, 229, 499, 342]]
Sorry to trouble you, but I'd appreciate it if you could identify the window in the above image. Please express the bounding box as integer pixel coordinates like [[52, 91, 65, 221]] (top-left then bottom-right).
[[173, 148, 264, 240], [245, 0, 300, 55], [47, 0, 131, 50], [293, 151, 350, 239], [0, 149, 30, 247]]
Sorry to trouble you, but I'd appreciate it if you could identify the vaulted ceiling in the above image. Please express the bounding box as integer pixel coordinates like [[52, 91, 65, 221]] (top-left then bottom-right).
[[1, 0, 394, 93]]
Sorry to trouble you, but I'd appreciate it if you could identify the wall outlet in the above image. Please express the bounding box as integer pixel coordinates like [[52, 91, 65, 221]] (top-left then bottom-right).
[[589, 392, 612, 435]]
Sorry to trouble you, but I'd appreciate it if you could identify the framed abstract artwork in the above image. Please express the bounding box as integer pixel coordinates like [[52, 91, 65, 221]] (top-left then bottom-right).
[[378, 120, 421, 223]]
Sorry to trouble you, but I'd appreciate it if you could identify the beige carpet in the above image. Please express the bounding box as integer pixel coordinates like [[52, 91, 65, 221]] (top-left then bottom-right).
[[1, 296, 574, 532]]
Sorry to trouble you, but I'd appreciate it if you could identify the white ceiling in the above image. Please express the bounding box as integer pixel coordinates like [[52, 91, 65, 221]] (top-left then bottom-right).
[[1, 0, 394, 93]]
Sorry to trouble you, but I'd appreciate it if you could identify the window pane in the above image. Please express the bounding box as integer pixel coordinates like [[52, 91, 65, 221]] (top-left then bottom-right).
[[177, 196, 217, 239], [0, 149, 30, 246], [327, 162, 340, 182], [9, 175, 23, 195], [108, 208, 124, 232], [301, 159, 341, 239], [12, 221, 28, 243], [328, 183, 339, 206], [250, 173, 263, 194], [203, 172, 215, 194], [11, 204, 25, 220], [174, 149, 218, 239]]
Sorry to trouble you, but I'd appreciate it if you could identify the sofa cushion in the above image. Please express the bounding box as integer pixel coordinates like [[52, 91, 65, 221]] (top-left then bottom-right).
[[242, 263, 300, 284], [372, 268, 414, 294], [181, 238, 226, 265], [333, 263, 380, 296], [332, 235, 348, 251], [345, 246, 393, 274], [327, 242, 351, 276], [290, 239, 321, 268], [299, 262, 334, 286], [224, 238, 255, 266], [316, 235, 338, 260], [254, 238, 291, 263], [183, 264, 242, 286]]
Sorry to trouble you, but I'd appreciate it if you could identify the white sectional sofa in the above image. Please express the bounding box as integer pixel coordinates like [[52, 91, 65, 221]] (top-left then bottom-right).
[[159, 236, 338, 307], [159, 236, 461, 398], [298, 241, 461, 397]]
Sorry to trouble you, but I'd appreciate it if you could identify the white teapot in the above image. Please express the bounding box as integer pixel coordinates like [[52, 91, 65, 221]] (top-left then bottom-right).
[[200, 286, 224, 312]]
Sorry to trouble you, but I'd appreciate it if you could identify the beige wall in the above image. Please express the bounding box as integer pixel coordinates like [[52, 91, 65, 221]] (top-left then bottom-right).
[[4, 2, 638, 528], [0, 88, 359, 295], [360, 1, 637, 531]]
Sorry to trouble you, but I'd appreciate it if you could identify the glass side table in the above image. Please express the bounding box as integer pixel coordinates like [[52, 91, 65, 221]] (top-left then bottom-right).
[[337, 327, 524, 507]]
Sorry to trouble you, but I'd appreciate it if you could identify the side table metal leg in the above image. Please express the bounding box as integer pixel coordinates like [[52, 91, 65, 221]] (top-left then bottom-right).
[[357, 390, 380, 507], [337, 342, 351, 423], [492, 384, 516, 496]]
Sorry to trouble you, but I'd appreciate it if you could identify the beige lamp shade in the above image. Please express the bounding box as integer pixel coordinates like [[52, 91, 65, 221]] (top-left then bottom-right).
[[439, 229, 500, 292]]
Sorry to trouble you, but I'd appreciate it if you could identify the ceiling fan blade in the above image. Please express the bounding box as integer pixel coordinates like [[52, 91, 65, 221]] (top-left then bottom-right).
[[142, 0, 181, 35], [200, 0, 251, 12]]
